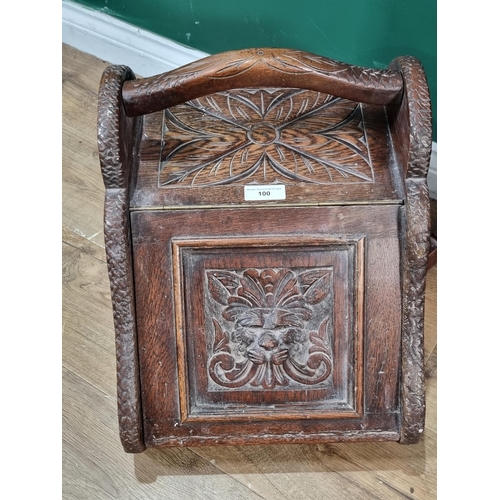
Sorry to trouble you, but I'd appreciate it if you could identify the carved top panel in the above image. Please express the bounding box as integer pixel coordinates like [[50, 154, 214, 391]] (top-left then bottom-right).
[[131, 89, 403, 208], [159, 89, 374, 187]]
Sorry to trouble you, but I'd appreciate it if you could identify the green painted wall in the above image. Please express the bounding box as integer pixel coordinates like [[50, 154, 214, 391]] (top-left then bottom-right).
[[72, 0, 436, 139]]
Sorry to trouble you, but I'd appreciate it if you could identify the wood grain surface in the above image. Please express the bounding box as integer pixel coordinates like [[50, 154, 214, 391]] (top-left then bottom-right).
[[130, 97, 403, 209], [130, 207, 401, 446], [121, 48, 404, 117], [63, 43, 437, 499]]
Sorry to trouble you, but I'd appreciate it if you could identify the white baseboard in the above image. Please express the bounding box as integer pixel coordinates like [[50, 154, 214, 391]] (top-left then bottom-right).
[[62, 0, 437, 199], [62, 1, 208, 76]]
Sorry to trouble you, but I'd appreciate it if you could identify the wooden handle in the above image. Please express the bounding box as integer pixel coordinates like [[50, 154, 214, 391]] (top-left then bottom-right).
[[121, 48, 404, 116]]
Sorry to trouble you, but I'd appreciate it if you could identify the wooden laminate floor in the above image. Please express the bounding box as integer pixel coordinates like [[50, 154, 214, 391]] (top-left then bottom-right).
[[62, 43, 437, 499]]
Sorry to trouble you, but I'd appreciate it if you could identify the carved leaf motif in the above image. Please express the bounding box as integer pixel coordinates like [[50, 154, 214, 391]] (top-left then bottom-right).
[[207, 270, 240, 305], [212, 319, 231, 353], [272, 269, 300, 307], [223, 296, 256, 323], [300, 270, 332, 305], [285, 356, 317, 377], [278, 103, 372, 180], [236, 269, 269, 307], [310, 318, 330, 352]]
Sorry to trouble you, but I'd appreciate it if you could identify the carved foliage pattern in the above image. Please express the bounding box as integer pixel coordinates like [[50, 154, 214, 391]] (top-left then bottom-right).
[[205, 267, 334, 390], [160, 89, 374, 187]]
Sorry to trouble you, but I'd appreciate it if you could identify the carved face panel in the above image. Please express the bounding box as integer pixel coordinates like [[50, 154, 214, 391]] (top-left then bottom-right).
[[206, 268, 334, 390], [232, 307, 307, 365]]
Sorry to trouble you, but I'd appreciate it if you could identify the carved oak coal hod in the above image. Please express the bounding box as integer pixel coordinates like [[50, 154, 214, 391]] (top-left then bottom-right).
[[97, 49, 432, 453]]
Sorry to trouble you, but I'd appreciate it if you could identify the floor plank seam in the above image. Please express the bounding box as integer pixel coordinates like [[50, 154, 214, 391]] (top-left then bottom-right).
[[375, 476, 415, 499], [62, 321, 116, 357], [63, 362, 116, 401], [63, 239, 108, 264], [62, 71, 100, 99]]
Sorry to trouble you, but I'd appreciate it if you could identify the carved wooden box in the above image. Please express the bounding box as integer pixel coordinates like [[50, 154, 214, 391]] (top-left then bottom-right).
[[97, 49, 432, 453]]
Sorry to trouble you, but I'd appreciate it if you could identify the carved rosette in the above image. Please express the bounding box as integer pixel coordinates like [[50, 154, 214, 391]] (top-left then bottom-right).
[[205, 268, 334, 390], [160, 89, 374, 187]]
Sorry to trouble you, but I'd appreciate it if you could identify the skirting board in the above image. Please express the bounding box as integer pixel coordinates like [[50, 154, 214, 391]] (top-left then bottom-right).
[[62, 0, 437, 199], [62, 1, 209, 76]]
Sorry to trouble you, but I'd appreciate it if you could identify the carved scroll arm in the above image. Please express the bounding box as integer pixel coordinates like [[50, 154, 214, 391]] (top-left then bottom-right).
[[389, 56, 433, 180], [388, 56, 432, 444], [98, 65, 145, 453]]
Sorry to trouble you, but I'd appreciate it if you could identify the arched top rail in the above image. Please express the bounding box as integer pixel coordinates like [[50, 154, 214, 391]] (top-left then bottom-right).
[[121, 48, 404, 116]]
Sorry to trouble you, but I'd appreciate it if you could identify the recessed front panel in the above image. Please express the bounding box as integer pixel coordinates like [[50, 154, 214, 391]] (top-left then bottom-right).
[[173, 238, 364, 422], [131, 206, 401, 446]]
